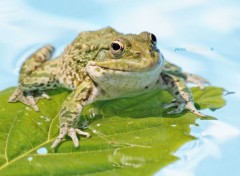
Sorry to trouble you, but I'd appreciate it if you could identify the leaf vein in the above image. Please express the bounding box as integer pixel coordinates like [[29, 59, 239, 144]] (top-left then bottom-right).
[[4, 110, 22, 163]]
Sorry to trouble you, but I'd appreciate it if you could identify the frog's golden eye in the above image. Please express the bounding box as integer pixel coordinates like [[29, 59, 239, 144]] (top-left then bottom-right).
[[110, 40, 124, 56], [149, 33, 157, 45]]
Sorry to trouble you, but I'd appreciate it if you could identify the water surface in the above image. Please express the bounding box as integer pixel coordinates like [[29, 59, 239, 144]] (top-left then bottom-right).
[[0, 0, 240, 175]]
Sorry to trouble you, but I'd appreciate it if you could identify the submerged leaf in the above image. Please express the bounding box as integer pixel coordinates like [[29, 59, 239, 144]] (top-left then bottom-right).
[[0, 86, 225, 175]]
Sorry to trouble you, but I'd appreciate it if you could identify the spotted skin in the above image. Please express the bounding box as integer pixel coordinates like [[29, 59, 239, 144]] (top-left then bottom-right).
[[160, 73, 204, 116], [9, 27, 208, 148]]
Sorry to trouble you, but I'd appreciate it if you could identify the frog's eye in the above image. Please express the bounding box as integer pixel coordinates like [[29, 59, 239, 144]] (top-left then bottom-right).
[[149, 33, 157, 45], [110, 40, 124, 57]]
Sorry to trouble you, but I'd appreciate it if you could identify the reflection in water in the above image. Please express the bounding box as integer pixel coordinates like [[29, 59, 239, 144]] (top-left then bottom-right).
[[156, 120, 240, 176], [110, 149, 146, 169]]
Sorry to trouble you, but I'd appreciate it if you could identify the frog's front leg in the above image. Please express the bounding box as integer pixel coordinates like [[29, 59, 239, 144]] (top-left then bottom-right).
[[51, 80, 99, 148], [160, 72, 204, 117]]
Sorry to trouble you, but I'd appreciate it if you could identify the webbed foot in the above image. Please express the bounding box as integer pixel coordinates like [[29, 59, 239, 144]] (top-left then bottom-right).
[[51, 126, 90, 149], [163, 99, 205, 117], [8, 87, 50, 111]]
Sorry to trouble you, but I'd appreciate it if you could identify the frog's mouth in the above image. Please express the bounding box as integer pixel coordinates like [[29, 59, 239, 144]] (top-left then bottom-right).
[[88, 51, 163, 72], [85, 57, 164, 93], [86, 60, 163, 74], [86, 55, 164, 81]]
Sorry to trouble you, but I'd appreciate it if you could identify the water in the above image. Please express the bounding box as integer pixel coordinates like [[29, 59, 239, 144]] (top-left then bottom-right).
[[36, 147, 48, 155], [1, 0, 240, 175]]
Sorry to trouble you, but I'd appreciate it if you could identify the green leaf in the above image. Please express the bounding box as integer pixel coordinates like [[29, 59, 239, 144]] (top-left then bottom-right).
[[0, 86, 225, 175]]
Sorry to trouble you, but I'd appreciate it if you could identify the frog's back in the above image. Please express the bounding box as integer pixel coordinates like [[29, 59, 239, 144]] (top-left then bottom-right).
[[72, 27, 121, 47], [61, 27, 121, 67]]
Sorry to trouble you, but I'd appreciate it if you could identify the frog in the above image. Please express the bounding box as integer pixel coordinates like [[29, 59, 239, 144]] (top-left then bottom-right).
[[8, 27, 209, 149]]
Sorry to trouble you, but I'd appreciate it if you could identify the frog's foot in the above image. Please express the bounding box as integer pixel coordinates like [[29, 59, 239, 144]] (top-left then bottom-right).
[[163, 99, 205, 117], [185, 73, 210, 89], [51, 126, 91, 149], [8, 88, 50, 111]]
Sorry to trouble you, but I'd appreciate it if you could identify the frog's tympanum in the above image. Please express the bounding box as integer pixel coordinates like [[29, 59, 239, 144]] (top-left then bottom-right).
[[9, 27, 209, 148]]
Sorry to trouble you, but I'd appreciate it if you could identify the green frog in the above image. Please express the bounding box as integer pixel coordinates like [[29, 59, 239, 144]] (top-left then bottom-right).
[[9, 27, 209, 148]]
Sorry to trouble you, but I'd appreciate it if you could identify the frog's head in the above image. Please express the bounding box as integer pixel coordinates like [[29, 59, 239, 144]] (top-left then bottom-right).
[[86, 32, 165, 92], [87, 32, 163, 71]]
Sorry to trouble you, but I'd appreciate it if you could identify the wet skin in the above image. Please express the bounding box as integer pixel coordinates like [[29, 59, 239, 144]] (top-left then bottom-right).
[[9, 27, 209, 148]]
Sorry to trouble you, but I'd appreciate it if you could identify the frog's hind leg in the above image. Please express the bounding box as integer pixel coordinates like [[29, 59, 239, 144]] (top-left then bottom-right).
[[9, 88, 50, 111], [9, 45, 55, 111], [18, 45, 54, 83], [184, 72, 210, 89]]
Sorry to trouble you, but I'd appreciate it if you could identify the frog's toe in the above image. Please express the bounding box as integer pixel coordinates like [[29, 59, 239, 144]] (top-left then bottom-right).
[[33, 91, 51, 101], [164, 100, 205, 117], [166, 102, 186, 114], [185, 102, 205, 117], [39, 92, 51, 100], [51, 127, 91, 149], [9, 88, 40, 111], [163, 100, 178, 109], [8, 88, 24, 102], [68, 128, 79, 147], [51, 126, 68, 149], [26, 95, 39, 111], [76, 129, 91, 138]]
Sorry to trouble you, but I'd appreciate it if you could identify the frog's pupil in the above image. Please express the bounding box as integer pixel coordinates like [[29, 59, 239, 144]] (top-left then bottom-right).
[[112, 43, 121, 50], [151, 34, 157, 43]]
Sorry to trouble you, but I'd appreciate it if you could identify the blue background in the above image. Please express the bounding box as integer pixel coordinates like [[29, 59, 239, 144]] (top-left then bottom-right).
[[0, 0, 240, 175]]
